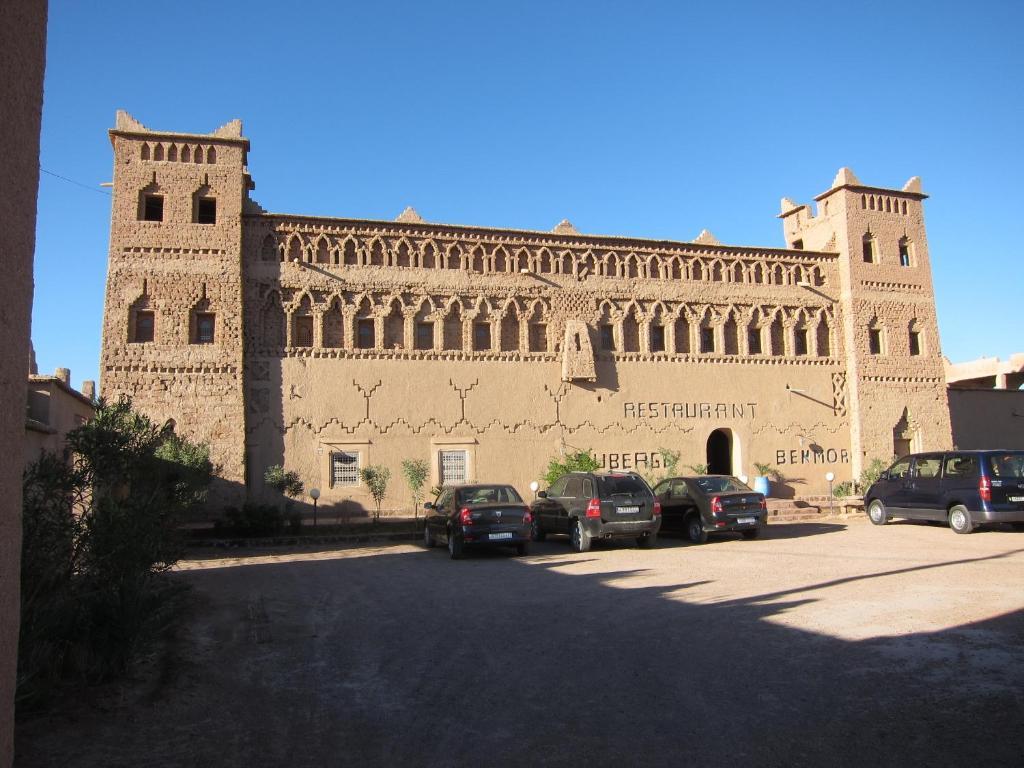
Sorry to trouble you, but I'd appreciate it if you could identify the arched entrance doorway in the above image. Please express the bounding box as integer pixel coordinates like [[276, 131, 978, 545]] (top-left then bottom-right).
[[706, 429, 732, 475]]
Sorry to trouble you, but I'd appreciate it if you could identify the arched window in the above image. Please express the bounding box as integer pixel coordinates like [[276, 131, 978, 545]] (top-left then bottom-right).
[[322, 297, 345, 348], [291, 295, 314, 347]]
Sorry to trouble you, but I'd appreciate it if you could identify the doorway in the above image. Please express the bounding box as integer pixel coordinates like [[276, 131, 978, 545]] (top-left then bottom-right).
[[706, 429, 732, 475]]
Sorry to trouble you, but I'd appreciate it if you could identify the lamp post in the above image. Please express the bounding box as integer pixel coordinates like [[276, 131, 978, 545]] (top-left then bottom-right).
[[825, 472, 835, 516], [529, 480, 540, 500], [309, 487, 320, 528]]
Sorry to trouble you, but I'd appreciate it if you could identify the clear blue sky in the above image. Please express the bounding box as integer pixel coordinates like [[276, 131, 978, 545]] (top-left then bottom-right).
[[33, 0, 1023, 389]]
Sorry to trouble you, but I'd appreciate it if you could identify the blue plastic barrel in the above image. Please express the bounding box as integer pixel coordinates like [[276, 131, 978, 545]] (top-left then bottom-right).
[[752, 476, 770, 496]]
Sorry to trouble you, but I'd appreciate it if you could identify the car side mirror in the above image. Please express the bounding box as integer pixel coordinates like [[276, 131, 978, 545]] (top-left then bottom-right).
[[423, 502, 434, 510], [879, 472, 889, 482], [537, 491, 548, 499]]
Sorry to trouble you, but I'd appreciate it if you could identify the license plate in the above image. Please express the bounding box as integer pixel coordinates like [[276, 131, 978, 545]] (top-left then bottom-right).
[[489, 532, 514, 540], [1010, 496, 1024, 502], [737, 517, 756, 525], [617, 506, 640, 515]]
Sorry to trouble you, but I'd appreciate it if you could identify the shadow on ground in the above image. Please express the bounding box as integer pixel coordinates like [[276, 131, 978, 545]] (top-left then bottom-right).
[[15, 534, 1024, 768]]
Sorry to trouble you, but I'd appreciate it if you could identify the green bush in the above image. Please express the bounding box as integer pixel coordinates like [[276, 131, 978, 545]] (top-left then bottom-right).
[[360, 465, 391, 521], [543, 450, 600, 487], [18, 397, 211, 707]]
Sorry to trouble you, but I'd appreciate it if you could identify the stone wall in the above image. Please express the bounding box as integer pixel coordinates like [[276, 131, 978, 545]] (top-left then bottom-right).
[[0, 2, 47, 764]]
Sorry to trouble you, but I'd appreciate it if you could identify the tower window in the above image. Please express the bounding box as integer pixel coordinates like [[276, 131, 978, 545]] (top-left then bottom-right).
[[142, 194, 164, 222], [898, 238, 912, 267], [600, 324, 615, 351], [195, 197, 217, 224], [650, 324, 665, 352], [194, 313, 215, 344], [415, 322, 434, 350], [473, 322, 491, 351], [132, 311, 154, 343], [868, 328, 883, 355], [700, 327, 715, 353], [909, 331, 921, 356], [357, 319, 375, 349], [862, 234, 875, 263]]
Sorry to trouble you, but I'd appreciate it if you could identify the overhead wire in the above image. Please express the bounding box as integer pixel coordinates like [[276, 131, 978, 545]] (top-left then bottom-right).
[[39, 167, 111, 196]]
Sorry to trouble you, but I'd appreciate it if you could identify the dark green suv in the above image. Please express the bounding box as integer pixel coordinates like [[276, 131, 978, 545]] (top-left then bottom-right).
[[529, 471, 661, 552]]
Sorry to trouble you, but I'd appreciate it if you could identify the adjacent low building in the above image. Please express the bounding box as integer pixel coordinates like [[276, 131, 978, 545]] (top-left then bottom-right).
[[25, 364, 95, 466], [100, 112, 954, 514]]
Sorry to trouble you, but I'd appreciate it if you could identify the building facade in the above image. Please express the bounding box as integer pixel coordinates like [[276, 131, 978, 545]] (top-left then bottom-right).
[[101, 113, 953, 514], [1, 2, 48, 763]]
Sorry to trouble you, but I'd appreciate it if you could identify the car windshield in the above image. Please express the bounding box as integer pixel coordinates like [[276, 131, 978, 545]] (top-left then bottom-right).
[[987, 453, 1024, 479], [456, 486, 523, 504], [692, 476, 752, 494], [597, 476, 651, 496]]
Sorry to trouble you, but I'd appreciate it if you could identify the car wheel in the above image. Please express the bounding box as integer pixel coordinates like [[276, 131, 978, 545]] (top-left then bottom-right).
[[741, 527, 761, 540], [686, 515, 708, 544], [867, 500, 888, 526], [448, 529, 464, 559], [637, 532, 657, 549], [571, 519, 592, 553], [948, 505, 974, 534], [531, 518, 546, 542], [423, 524, 436, 548], [515, 542, 529, 557]]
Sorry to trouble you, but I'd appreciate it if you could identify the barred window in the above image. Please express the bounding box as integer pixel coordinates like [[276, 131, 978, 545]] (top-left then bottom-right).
[[331, 451, 360, 486], [439, 450, 467, 486]]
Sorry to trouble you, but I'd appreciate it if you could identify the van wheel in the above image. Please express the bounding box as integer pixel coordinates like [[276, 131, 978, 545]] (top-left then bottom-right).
[[686, 515, 708, 544], [637, 532, 657, 549], [423, 524, 436, 548], [867, 500, 888, 526], [571, 520, 592, 553], [1011, 522, 1024, 531], [948, 505, 974, 534]]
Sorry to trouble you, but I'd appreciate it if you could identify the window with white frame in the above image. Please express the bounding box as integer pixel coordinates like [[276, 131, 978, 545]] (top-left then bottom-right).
[[439, 450, 468, 486], [331, 451, 361, 486]]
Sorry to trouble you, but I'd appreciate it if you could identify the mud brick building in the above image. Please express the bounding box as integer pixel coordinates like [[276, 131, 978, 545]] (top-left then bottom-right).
[[101, 112, 953, 513]]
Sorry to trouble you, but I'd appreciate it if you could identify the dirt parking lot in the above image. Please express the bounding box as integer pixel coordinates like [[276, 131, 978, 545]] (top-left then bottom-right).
[[16, 518, 1024, 767]]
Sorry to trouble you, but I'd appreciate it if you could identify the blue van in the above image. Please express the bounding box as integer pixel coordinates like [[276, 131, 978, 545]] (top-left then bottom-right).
[[865, 450, 1024, 534]]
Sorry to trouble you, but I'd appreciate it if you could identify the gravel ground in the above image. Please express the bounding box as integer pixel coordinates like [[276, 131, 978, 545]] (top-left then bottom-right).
[[16, 518, 1024, 767]]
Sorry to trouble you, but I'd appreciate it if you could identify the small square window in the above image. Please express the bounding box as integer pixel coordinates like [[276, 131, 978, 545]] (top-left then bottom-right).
[[195, 313, 215, 344], [357, 319, 375, 349], [143, 195, 164, 222], [330, 451, 360, 486], [869, 328, 883, 355], [196, 197, 216, 225], [700, 327, 715, 353], [909, 331, 921, 356], [439, 450, 468, 486], [600, 324, 615, 351], [133, 311, 154, 343], [794, 328, 808, 356], [473, 322, 491, 351], [416, 322, 434, 350], [650, 324, 665, 352]]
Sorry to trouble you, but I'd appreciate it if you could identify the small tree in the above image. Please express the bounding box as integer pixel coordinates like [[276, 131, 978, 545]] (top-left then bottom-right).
[[264, 464, 304, 498], [855, 457, 891, 494], [360, 465, 391, 522], [401, 458, 429, 518], [543, 449, 600, 487], [658, 448, 680, 478], [687, 462, 709, 475]]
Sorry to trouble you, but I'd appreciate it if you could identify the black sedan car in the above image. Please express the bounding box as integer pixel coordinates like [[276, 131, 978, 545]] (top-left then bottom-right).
[[653, 475, 766, 543], [423, 484, 532, 559]]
